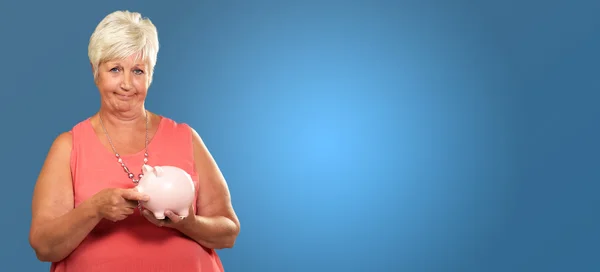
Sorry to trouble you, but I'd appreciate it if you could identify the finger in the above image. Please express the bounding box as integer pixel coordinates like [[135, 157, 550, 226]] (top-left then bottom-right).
[[122, 207, 135, 215], [142, 210, 164, 227], [164, 210, 183, 224], [124, 200, 140, 208], [141, 210, 158, 225], [121, 189, 150, 201], [122, 190, 150, 202]]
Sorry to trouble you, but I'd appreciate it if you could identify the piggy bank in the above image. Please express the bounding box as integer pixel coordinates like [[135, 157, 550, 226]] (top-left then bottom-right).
[[136, 165, 196, 220]]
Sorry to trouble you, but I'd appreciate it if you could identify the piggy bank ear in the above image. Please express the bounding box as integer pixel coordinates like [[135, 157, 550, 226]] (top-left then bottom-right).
[[142, 165, 153, 174], [154, 166, 164, 177]]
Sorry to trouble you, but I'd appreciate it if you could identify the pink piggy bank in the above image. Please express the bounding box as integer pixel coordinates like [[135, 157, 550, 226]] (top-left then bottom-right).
[[136, 165, 196, 220]]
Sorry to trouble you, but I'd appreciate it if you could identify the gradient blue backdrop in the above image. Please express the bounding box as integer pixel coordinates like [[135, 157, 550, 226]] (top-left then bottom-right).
[[1, 0, 599, 271]]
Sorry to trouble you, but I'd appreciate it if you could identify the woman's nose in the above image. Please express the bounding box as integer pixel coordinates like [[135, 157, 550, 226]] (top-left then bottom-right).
[[120, 75, 132, 90]]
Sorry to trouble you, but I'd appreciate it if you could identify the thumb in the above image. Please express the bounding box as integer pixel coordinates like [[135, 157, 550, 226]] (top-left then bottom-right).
[[121, 188, 150, 202]]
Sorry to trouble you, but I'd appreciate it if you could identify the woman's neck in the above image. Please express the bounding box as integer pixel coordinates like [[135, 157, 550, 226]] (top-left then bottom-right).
[[97, 108, 148, 130]]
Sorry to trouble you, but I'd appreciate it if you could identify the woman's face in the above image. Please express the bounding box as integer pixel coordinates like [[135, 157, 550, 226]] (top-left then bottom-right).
[[95, 54, 150, 114]]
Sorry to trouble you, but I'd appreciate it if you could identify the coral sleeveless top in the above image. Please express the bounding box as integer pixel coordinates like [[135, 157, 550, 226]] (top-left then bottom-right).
[[50, 116, 224, 272]]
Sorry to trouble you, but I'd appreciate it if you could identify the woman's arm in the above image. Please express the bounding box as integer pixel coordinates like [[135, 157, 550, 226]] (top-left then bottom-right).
[[174, 128, 240, 249], [29, 132, 102, 262]]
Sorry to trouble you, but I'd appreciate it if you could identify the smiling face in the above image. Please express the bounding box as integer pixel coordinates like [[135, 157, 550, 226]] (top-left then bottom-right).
[[95, 53, 150, 113]]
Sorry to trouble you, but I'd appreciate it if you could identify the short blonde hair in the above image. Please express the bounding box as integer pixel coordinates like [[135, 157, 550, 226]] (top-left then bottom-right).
[[88, 10, 159, 84]]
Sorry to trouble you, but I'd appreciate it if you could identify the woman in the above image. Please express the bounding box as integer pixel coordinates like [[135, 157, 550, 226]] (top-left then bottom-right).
[[28, 10, 240, 271]]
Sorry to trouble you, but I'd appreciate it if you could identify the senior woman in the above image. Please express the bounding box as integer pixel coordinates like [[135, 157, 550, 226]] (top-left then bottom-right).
[[28, 10, 240, 272]]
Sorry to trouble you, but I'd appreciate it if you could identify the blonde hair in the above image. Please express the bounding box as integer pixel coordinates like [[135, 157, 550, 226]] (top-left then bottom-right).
[[88, 10, 159, 85]]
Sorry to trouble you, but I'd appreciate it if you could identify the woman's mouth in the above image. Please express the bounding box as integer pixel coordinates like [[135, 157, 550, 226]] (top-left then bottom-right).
[[114, 93, 135, 100]]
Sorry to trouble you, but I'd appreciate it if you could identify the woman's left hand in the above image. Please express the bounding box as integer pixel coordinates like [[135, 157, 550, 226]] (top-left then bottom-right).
[[142, 204, 195, 229]]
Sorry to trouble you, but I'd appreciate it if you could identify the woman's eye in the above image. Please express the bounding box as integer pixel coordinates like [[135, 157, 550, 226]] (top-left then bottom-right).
[[110, 67, 120, 72], [134, 69, 144, 75]]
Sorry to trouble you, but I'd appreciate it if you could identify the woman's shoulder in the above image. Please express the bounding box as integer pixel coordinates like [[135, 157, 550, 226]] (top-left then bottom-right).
[[155, 114, 194, 132], [68, 117, 92, 135], [42, 131, 74, 161], [153, 114, 204, 145], [51, 117, 91, 147]]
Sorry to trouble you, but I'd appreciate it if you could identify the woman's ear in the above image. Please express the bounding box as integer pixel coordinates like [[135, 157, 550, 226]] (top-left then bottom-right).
[[154, 166, 164, 177], [142, 165, 153, 174], [90, 62, 98, 84]]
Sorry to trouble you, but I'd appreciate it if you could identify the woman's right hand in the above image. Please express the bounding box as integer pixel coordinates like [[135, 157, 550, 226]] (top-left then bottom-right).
[[91, 188, 150, 222]]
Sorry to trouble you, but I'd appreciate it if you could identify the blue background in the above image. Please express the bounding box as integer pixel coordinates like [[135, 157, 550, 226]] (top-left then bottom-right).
[[1, 0, 599, 271]]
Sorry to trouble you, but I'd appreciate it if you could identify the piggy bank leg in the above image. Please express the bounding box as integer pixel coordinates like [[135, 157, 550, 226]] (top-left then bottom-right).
[[177, 208, 189, 219], [153, 211, 166, 220]]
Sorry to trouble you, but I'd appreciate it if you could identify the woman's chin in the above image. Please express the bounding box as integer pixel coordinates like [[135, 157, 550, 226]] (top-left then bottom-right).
[[109, 100, 143, 113]]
